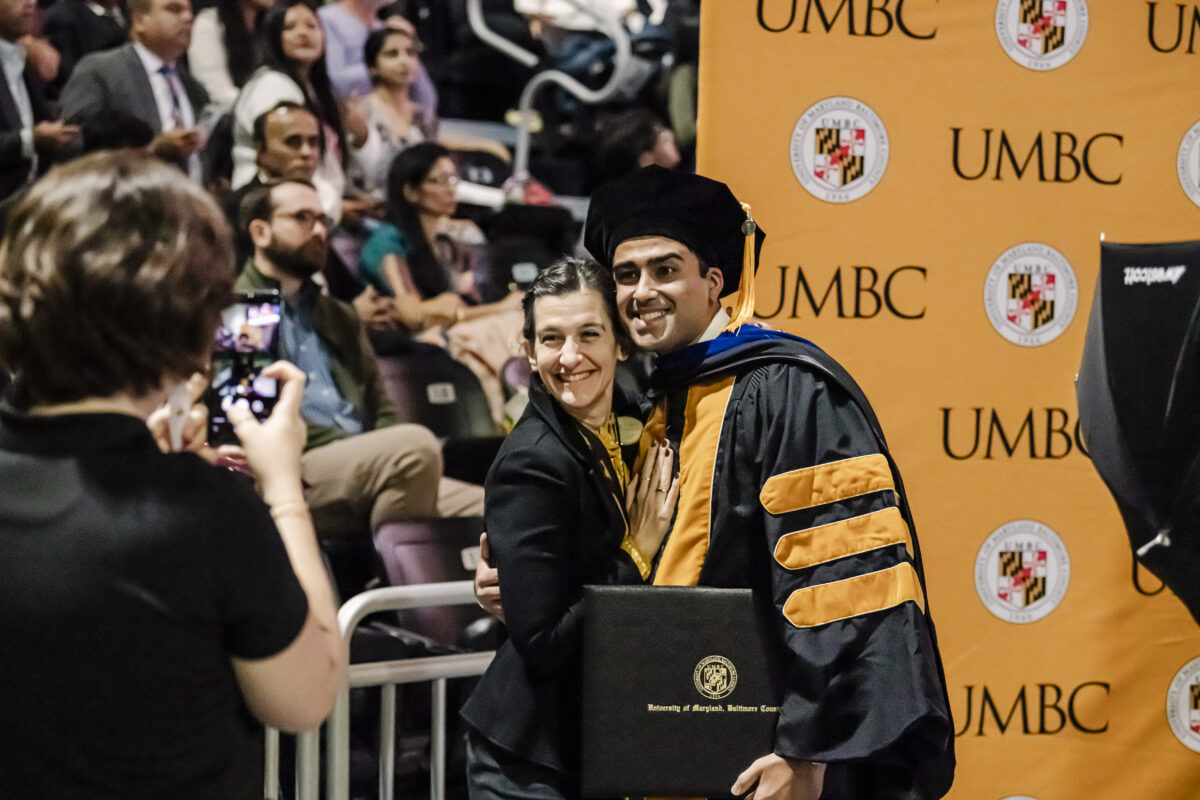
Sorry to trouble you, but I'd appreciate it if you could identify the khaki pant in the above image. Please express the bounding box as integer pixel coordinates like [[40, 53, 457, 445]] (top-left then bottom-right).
[[300, 424, 485, 538]]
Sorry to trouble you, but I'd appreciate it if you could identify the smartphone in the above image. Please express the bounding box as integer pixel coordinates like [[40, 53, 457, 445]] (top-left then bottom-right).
[[207, 291, 282, 446]]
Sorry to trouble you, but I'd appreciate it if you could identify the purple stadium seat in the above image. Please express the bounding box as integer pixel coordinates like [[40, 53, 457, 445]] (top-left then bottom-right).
[[373, 516, 489, 647]]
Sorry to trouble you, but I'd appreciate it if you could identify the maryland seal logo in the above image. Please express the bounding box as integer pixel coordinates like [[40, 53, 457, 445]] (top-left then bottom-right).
[[975, 520, 1070, 624], [790, 97, 888, 204], [1177, 120, 1200, 210], [995, 0, 1088, 71], [694, 655, 738, 700], [984, 242, 1078, 347], [1166, 657, 1200, 753]]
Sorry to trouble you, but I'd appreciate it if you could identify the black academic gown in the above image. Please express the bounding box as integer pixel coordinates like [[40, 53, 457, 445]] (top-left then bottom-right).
[[642, 325, 955, 800]]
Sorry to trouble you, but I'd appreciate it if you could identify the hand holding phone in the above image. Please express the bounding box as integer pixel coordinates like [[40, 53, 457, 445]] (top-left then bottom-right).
[[225, 361, 307, 505], [207, 292, 282, 446]]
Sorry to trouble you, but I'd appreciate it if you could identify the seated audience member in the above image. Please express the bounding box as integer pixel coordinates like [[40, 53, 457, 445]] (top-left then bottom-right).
[[60, 0, 208, 175], [352, 20, 509, 197], [227, 101, 322, 263], [188, 0, 272, 112], [236, 178, 485, 537], [374, 3, 437, 108], [595, 107, 681, 183], [41, 0, 126, 95], [354, 26, 433, 199], [360, 143, 523, 422], [0, 152, 344, 799], [230, 101, 401, 350], [319, 0, 438, 110], [0, 0, 77, 205], [231, 0, 378, 225]]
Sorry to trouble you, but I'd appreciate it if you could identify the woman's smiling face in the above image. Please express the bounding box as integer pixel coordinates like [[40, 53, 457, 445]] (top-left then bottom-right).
[[527, 288, 624, 430]]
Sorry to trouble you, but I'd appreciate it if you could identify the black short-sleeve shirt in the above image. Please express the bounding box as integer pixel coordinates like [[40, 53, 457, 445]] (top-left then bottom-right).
[[0, 409, 309, 800]]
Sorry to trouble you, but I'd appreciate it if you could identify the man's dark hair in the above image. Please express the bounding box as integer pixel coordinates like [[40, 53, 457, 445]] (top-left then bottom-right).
[[252, 101, 312, 149], [521, 255, 631, 353], [0, 151, 234, 406], [238, 178, 318, 234], [596, 109, 666, 183]]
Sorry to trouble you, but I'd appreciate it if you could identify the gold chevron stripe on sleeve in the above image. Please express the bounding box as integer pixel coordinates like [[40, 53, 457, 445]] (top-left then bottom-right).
[[773, 507, 913, 570], [759, 453, 894, 515], [781, 562, 925, 628], [652, 376, 737, 587]]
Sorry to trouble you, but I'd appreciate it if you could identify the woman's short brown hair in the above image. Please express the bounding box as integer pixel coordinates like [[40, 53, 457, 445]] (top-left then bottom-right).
[[0, 151, 235, 406]]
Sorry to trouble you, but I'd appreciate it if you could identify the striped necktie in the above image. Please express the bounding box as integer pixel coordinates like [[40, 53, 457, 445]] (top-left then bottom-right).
[[158, 63, 184, 129]]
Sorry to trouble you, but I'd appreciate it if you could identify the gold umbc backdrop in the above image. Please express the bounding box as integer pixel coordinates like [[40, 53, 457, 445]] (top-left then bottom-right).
[[696, 2, 1200, 798]]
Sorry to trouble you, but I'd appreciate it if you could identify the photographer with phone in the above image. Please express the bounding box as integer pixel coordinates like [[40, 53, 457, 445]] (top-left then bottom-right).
[[0, 152, 345, 799]]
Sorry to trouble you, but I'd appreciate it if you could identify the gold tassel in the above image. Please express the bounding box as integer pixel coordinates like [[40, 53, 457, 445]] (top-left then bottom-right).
[[724, 201, 757, 331]]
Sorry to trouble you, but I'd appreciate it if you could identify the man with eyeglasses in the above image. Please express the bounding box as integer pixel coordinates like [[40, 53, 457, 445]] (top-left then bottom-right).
[[229, 101, 398, 342], [235, 178, 485, 542]]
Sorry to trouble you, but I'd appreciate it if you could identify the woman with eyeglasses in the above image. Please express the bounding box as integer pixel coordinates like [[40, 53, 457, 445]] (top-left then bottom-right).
[[360, 142, 525, 421]]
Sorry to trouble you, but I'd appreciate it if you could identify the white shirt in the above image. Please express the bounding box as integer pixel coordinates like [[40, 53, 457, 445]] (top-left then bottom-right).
[[698, 307, 731, 344], [132, 40, 196, 132], [0, 37, 34, 162], [188, 7, 237, 111]]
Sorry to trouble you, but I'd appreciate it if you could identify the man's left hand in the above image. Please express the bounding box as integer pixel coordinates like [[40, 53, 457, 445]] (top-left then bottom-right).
[[731, 754, 825, 800], [474, 532, 504, 624]]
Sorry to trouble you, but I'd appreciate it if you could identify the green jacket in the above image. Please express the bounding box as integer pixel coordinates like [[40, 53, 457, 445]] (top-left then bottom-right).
[[235, 260, 400, 451]]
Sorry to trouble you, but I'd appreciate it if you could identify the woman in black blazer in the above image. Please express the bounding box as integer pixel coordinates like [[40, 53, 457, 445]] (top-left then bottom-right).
[[460, 257, 677, 799]]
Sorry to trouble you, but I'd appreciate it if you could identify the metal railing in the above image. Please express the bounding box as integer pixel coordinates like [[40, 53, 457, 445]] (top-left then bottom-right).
[[465, 0, 635, 190], [283, 581, 494, 800]]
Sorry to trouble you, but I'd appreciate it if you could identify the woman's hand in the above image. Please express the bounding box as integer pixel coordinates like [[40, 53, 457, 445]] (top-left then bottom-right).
[[342, 92, 370, 148], [624, 439, 680, 560], [147, 372, 253, 472], [227, 361, 308, 507]]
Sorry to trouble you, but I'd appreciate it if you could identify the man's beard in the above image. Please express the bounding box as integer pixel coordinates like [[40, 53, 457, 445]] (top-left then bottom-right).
[[264, 236, 325, 280]]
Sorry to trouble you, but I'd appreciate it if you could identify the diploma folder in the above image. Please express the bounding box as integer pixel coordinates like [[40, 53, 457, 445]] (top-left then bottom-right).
[[580, 586, 785, 797]]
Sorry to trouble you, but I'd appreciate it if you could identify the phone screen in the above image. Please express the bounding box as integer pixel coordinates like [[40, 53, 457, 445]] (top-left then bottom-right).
[[207, 292, 282, 446]]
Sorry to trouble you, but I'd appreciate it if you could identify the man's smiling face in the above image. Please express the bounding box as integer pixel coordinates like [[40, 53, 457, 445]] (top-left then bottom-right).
[[611, 235, 724, 355]]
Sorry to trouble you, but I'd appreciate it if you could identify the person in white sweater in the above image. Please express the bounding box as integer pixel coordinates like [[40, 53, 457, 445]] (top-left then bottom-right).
[[187, 0, 273, 111]]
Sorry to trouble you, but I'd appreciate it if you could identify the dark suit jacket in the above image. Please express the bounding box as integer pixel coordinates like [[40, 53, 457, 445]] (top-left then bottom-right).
[[60, 43, 208, 134], [0, 63, 51, 203], [460, 378, 641, 780], [42, 0, 127, 96]]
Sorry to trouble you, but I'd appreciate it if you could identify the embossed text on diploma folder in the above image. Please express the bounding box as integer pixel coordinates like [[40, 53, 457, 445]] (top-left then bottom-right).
[[580, 586, 786, 797]]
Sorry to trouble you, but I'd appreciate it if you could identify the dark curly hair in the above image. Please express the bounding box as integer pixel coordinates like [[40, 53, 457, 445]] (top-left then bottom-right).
[[0, 152, 235, 407]]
